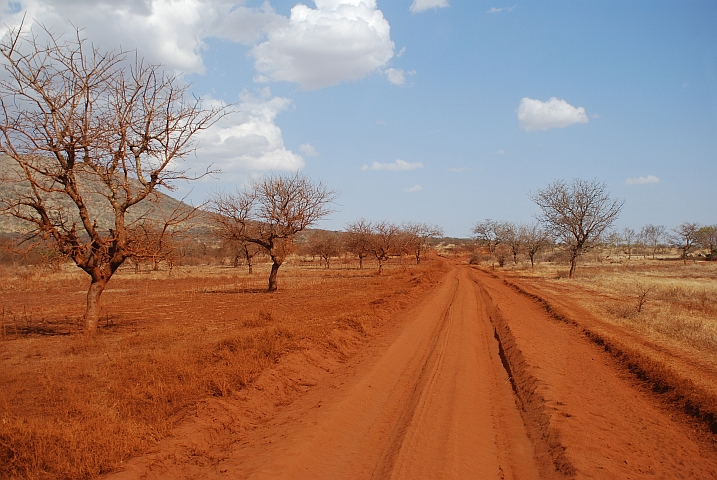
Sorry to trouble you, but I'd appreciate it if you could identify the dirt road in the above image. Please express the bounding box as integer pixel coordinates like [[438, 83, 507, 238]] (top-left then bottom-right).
[[110, 265, 717, 479]]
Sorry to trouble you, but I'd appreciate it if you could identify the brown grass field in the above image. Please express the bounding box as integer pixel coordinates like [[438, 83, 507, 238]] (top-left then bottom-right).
[[2, 250, 717, 479], [0, 256, 448, 479]]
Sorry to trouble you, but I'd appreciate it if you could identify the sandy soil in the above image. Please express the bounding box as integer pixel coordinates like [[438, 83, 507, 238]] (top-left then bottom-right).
[[106, 265, 717, 479]]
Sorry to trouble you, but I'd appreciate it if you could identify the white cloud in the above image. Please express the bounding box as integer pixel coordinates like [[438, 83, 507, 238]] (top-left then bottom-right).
[[361, 159, 424, 171], [487, 5, 516, 13], [385, 68, 415, 86], [299, 143, 319, 157], [625, 175, 660, 185], [517, 97, 589, 131], [396, 46, 406, 57], [194, 89, 304, 173], [447, 167, 467, 172], [496, 149, 506, 155], [251, 0, 395, 90], [410, 0, 449, 13], [404, 184, 422, 192], [0, 0, 282, 74]]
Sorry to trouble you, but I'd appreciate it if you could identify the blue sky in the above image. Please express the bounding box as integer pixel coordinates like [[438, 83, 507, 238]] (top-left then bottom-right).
[[1, 0, 715, 236]]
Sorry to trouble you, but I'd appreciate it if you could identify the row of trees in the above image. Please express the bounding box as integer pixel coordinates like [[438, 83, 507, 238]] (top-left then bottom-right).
[[476, 179, 716, 277], [611, 224, 717, 261]]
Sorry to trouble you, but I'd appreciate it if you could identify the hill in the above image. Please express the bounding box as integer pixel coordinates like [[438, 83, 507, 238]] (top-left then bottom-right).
[[0, 155, 212, 236]]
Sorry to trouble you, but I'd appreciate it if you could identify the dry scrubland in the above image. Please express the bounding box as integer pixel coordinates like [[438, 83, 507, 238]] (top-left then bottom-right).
[[0, 256, 447, 479], [497, 256, 717, 359]]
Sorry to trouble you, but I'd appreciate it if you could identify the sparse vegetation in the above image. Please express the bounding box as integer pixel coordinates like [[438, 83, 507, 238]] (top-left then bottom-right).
[[0, 256, 446, 479]]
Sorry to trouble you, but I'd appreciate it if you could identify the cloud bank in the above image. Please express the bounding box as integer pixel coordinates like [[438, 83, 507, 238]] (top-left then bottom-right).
[[517, 97, 589, 131], [361, 159, 424, 171], [625, 175, 660, 185], [251, 0, 395, 90], [410, 0, 449, 13]]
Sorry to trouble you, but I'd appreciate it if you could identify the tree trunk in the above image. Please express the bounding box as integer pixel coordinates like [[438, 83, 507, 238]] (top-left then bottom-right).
[[416, 250, 421, 265], [568, 253, 578, 278], [359, 255, 364, 269], [248, 259, 253, 275], [85, 277, 108, 334], [268, 260, 281, 292], [378, 259, 383, 275], [529, 253, 535, 268]]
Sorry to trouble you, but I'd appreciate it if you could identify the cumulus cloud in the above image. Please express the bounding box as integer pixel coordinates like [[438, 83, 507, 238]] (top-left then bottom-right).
[[299, 144, 319, 157], [193, 89, 304, 173], [517, 97, 589, 131], [409, 0, 449, 13], [251, 0, 395, 90], [404, 185, 422, 192], [0, 0, 282, 74], [361, 159, 424, 171], [625, 175, 660, 185]]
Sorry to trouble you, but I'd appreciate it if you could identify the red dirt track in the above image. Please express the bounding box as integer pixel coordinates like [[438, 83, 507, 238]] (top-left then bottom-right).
[[108, 265, 717, 479]]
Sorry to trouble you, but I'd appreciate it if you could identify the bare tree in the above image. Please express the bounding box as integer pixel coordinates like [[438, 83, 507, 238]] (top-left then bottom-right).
[[670, 222, 700, 263], [224, 238, 263, 273], [622, 227, 636, 259], [0, 25, 225, 333], [401, 222, 443, 265], [345, 218, 373, 269], [367, 221, 401, 275], [472, 219, 503, 256], [307, 230, 341, 269], [499, 222, 522, 264], [639, 224, 666, 259], [519, 223, 551, 268], [695, 225, 717, 255], [211, 173, 337, 291], [531, 179, 624, 278]]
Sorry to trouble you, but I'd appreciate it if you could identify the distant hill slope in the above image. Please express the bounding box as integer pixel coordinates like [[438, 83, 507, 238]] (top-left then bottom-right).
[[0, 155, 213, 235]]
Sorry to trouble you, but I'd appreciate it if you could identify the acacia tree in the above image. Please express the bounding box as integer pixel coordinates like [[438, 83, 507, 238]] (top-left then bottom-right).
[[670, 222, 700, 263], [472, 219, 503, 255], [211, 173, 337, 291], [695, 225, 717, 255], [640, 224, 666, 259], [519, 222, 551, 268], [345, 218, 373, 269], [401, 221, 443, 265], [622, 227, 636, 259], [0, 26, 224, 333], [531, 179, 623, 278], [307, 230, 341, 269], [367, 221, 401, 275]]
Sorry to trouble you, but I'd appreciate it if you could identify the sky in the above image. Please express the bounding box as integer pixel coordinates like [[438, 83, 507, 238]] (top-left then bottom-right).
[[0, 0, 715, 237]]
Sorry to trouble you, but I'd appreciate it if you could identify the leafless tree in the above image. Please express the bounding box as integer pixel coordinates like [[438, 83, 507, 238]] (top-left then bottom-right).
[[622, 227, 636, 259], [519, 223, 551, 268], [499, 222, 522, 264], [211, 173, 337, 291], [531, 179, 624, 278], [670, 222, 700, 263], [639, 224, 666, 259], [345, 218, 373, 269], [472, 219, 504, 256], [401, 222, 443, 265], [307, 230, 341, 269], [0, 25, 225, 333], [367, 221, 401, 275], [695, 225, 717, 255]]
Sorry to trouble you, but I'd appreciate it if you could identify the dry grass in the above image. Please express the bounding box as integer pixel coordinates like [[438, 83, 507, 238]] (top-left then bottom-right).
[[0, 256, 447, 479], [506, 258, 717, 355]]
